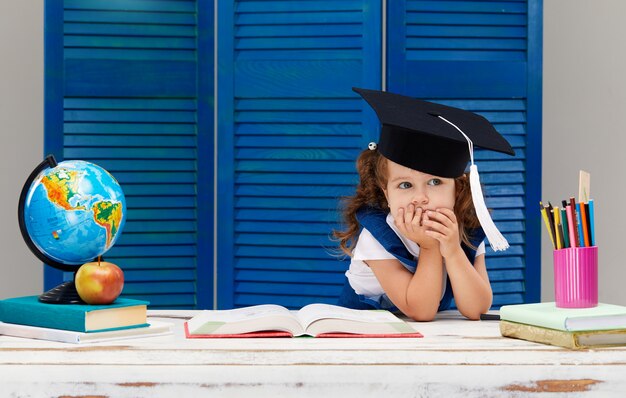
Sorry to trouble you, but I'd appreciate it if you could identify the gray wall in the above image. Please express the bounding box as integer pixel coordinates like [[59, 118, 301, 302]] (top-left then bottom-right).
[[542, 0, 626, 305], [0, 1, 44, 299], [2, 1, 625, 305]]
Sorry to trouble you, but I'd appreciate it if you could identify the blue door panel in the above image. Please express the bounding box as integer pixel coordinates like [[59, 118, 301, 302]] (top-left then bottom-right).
[[217, 0, 382, 309], [44, 0, 214, 309], [388, 0, 542, 307]]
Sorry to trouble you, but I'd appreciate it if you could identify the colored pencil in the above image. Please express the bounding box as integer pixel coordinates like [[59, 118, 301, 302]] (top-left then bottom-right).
[[540, 203, 556, 249], [554, 207, 562, 249], [576, 203, 585, 247], [583, 202, 592, 247], [568, 198, 579, 246], [588, 199, 596, 246], [560, 207, 570, 248], [580, 202, 590, 247], [566, 205, 577, 248]]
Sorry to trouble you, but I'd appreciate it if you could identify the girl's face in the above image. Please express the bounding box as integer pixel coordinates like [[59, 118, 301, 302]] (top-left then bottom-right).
[[383, 159, 456, 219]]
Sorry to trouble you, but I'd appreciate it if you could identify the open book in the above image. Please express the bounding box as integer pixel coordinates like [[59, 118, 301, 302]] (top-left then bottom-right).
[[185, 304, 422, 338]]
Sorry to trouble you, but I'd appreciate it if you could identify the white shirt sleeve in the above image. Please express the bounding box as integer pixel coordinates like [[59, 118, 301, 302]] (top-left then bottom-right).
[[475, 241, 486, 257], [352, 227, 397, 261]]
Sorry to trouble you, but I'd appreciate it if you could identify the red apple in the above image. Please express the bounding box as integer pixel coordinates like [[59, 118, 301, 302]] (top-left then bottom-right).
[[75, 261, 124, 305]]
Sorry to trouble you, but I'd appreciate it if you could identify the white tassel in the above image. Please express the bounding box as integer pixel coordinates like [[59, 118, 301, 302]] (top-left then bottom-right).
[[469, 164, 509, 252], [437, 115, 509, 252]]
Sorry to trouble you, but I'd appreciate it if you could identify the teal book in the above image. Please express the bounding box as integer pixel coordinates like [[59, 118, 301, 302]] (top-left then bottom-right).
[[0, 295, 149, 333], [500, 302, 626, 332]]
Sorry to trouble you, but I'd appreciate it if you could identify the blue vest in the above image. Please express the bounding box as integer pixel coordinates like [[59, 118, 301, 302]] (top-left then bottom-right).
[[337, 206, 486, 312]]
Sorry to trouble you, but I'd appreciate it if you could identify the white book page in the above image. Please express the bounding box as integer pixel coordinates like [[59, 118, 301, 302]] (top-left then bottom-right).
[[295, 304, 402, 330], [187, 305, 302, 335]]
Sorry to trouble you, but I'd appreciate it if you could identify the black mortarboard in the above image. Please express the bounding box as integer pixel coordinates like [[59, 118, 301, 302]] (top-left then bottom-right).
[[353, 87, 514, 178], [353, 87, 515, 252]]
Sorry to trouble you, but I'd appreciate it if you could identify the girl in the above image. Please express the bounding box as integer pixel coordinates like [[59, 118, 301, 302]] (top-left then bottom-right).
[[335, 88, 515, 321]]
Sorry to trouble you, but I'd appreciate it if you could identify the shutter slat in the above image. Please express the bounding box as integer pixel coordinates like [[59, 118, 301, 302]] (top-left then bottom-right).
[[64, 0, 195, 13], [236, 123, 361, 136], [236, 185, 353, 198], [407, 37, 526, 50], [126, 196, 195, 208], [236, 11, 363, 25], [236, 148, 361, 160], [236, 221, 337, 234], [107, 257, 196, 270], [236, 282, 341, 297], [237, 37, 363, 50], [65, 36, 197, 49], [65, 123, 195, 135], [124, 221, 196, 233], [236, 98, 360, 111], [65, 48, 196, 61], [118, 232, 196, 246], [235, 295, 337, 309], [237, 24, 363, 38], [409, 1, 526, 13], [237, 1, 363, 13], [64, 10, 196, 25], [237, 160, 355, 173], [236, 197, 339, 209], [236, 172, 357, 185], [236, 49, 363, 60], [236, 269, 344, 284], [64, 23, 196, 37], [406, 12, 527, 26], [123, 282, 196, 295], [123, 184, 196, 196], [236, 233, 334, 247], [236, 258, 347, 273], [406, 25, 527, 38], [65, 135, 196, 147]]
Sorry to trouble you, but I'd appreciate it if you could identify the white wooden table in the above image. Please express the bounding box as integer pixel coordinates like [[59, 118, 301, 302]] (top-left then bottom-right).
[[1, 310, 626, 397]]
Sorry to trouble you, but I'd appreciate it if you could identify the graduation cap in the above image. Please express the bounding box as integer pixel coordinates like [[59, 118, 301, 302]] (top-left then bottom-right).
[[353, 87, 515, 252]]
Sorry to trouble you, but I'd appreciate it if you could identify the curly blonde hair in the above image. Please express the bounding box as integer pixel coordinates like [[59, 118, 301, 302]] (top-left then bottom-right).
[[332, 149, 481, 256]]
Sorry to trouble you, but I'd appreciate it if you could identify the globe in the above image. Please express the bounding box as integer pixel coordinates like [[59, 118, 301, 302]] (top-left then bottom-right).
[[18, 155, 126, 303]]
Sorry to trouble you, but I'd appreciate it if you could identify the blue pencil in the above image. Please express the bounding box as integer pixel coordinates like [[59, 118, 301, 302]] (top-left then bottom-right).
[[576, 203, 585, 247], [588, 199, 595, 246]]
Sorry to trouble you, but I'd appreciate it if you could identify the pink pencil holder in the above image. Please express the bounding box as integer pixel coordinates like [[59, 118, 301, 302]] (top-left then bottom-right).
[[553, 246, 598, 308]]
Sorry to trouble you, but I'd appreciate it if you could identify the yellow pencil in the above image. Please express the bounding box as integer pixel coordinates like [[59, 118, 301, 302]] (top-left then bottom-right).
[[554, 207, 562, 249], [540, 204, 555, 249]]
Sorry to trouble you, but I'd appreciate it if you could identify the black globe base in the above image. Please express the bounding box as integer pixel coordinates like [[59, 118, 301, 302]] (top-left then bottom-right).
[[38, 281, 85, 304]]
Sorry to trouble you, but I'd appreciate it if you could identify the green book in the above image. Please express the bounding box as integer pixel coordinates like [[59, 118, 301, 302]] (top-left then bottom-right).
[[0, 295, 149, 333], [500, 302, 626, 332]]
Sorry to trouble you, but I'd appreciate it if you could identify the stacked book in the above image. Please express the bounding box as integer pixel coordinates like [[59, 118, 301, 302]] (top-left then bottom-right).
[[0, 295, 172, 344], [500, 302, 626, 349]]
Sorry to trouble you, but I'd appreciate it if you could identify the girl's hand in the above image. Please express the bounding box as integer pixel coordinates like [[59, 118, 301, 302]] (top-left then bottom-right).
[[394, 204, 439, 250], [422, 208, 464, 259]]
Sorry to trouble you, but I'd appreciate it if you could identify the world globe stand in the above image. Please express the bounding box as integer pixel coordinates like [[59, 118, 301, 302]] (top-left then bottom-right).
[[18, 155, 86, 304], [38, 279, 84, 304]]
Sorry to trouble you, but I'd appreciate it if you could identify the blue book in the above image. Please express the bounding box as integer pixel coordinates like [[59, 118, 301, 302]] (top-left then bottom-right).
[[0, 296, 149, 333]]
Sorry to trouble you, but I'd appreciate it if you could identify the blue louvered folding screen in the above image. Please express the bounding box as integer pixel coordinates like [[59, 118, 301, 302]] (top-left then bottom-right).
[[216, 0, 382, 309], [387, 0, 543, 307], [45, 0, 542, 310], [44, 0, 214, 308]]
